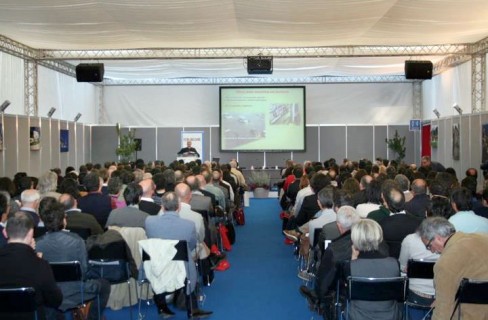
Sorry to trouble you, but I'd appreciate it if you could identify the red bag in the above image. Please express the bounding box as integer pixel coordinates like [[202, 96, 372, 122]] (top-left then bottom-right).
[[214, 259, 230, 271], [233, 208, 245, 226], [219, 223, 232, 251]]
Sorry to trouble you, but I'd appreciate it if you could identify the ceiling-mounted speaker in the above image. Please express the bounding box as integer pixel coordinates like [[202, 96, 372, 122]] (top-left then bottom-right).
[[405, 60, 433, 80], [247, 56, 273, 74], [76, 63, 105, 82]]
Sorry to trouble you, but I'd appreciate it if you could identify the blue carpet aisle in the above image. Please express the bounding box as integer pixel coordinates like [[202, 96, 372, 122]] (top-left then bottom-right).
[[105, 198, 310, 319]]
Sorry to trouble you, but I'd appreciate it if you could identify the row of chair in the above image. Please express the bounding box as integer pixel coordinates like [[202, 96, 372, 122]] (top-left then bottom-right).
[[302, 258, 488, 320], [0, 240, 191, 320]]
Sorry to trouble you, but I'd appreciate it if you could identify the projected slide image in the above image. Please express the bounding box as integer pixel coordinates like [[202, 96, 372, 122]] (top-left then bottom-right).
[[269, 103, 301, 125], [220, 86, 306, 151], [222, 112, 266, 149]]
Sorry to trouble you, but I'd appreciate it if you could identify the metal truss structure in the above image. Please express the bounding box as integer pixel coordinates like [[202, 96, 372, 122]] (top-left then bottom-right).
[[24, 60, 37, 116], [38, 44, 470, 60], [472, 54, 486, 113], [1, 33, 488, 114], [412, 82, 422, 119], [103, 75, 408, 86]]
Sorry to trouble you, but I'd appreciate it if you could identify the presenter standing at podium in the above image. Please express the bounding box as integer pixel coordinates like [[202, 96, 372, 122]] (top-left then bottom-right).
[[178, 140, 200, 157]]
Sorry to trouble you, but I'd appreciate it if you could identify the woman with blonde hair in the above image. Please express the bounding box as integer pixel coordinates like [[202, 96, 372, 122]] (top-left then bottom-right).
[[346, 219, 402, 320]]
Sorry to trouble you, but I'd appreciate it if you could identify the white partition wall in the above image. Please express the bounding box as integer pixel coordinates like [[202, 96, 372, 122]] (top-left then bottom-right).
[[0, 114, 91, 178]]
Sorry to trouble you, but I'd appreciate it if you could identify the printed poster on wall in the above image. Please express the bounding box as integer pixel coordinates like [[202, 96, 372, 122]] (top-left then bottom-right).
[[30, 126, 40, 151], [482, 123, 488, 163], [60, 129, 69, 152], [452, 124, 460, 160], [430, 125, 438, 149], [181, 131, 203, 160]]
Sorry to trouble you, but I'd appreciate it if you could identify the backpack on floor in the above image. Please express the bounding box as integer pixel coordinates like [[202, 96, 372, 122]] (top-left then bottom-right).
[[233, 208, 245, 225]]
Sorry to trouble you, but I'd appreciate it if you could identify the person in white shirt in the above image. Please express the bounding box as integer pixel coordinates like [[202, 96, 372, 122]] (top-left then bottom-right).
[[448, 187, 488, 233], [307, 186, 337, 246]]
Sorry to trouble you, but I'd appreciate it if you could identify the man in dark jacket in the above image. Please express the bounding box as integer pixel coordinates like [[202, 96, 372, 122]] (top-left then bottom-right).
[[405, 179, 431, 218], [0, 211, 62, 319], [78, 172, 114, 227]]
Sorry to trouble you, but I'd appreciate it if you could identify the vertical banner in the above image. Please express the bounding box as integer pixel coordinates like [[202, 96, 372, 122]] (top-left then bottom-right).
[[60, 129, 69, 152], [421, 123, 431, 157], [181, 131, 203, 160], [30, 126, 41, 151]]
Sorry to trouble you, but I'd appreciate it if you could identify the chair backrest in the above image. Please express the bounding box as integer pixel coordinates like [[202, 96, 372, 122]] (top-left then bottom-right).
[[455, 278, 488, 304], [312, 228, 322, 248], [68, 227, 92, 240], [141, 240, 189, 262], [33, 227, 47, 239], [88, 239, 128, 260], [50, 261, 83, 282], [193, 209, 209, 224], [407, 259, 435, 279], [347, 276, 408, 302], [0, 287, 37, 314]]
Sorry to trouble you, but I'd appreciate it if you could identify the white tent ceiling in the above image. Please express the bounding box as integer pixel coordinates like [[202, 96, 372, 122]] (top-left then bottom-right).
[[1, 0, 488, 81]]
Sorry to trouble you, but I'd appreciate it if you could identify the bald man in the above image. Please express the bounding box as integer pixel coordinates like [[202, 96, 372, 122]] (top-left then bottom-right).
[[174, 183, 205, 245], [138, 178, 161, 215], [405, 179, 431, 218]]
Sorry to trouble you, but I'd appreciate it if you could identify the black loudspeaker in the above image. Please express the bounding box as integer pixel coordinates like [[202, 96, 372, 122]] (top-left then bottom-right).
[[75, 63, 105, 82], [247, 56, 273, 74], [405, 60, 433, 80], [134, 138, 142, 151]]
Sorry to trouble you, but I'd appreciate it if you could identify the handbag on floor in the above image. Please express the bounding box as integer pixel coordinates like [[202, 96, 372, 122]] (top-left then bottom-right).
[[233, 208, 245, 225], [218, 223, 232, 251]]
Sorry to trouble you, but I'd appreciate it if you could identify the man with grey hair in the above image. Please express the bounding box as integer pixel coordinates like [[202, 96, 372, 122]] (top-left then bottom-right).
[[418, 217, 488, 319], [19, 189, 41, 226], [395, 174, 412, 202], [300, 206, 361, 313], [186, 175, 213, 214], [145, 192, 212, 318]]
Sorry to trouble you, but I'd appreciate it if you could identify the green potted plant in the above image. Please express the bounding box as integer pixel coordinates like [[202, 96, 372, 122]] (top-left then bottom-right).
[[115, 124, 137, 163], [248, 170, 270, 198], [385, 130, 406, 163]]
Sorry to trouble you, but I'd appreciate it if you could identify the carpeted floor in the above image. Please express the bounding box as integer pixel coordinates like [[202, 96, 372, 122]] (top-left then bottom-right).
[[104, 198, 310, 319]]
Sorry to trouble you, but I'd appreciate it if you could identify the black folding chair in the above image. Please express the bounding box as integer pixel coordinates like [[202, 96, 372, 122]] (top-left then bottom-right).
[[68, 227, 92, 240], [451, 278, 488, 320], [33, 227, 47, 239], [345, 276, 408, 320], [50, 261, 101, 320], [0, 287, 37, 320], [138, 240, 193, 319], [406, 259, 436, 318], [88, 240, 134, 320]]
